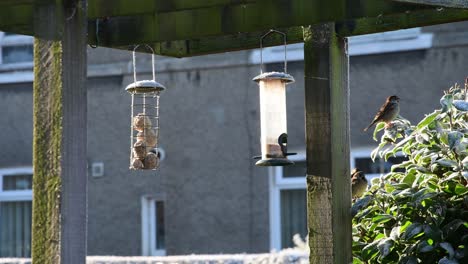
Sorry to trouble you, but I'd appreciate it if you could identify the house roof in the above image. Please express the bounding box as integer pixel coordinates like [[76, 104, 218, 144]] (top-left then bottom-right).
[[1, 0, 468, 57]]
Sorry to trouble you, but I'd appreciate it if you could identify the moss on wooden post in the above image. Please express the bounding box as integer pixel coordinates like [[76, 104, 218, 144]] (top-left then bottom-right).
[[32, 38, 63, 263], [303, 23, 351, 263], [32, 1, 87, 263]]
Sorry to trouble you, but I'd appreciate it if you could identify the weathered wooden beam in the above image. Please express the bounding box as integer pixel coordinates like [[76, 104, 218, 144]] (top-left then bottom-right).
[[0, 0, 34, 6], [104, 7, 468, 57], [87, 3, 468, 56], [0, 4, 33, 29], [88, 0, 258, 17], [88, 0, 417, 46], [129, 26, 304, 58], [392, 0, 468, 9], [2, 1, 468, 58], [303, 23, 351, 264], [336, 7, 468, 36], [32, 1, 87, 263]]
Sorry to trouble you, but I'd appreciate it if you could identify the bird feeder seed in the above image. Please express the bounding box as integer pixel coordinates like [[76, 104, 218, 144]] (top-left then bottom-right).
[[133, 113, 152, 132], [133, 140, 147, 160], [131, 158, 144, 170], [137, 128, 157, 147], [144, 152, 159, 169]]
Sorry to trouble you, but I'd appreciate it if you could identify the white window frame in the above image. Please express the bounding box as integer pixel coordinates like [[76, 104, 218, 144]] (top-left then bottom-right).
[[0, 167, 33, 202], [269, 153, 306, 251], [250, 28, 433, 65], [0, 32, 34, 84], [141, 194, 166, 256], [0, 32, 34, 66]]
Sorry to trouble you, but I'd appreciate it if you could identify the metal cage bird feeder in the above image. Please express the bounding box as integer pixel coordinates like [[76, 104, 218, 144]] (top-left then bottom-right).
[[253, 30, 295, 166], [126, 45, 165, 170]]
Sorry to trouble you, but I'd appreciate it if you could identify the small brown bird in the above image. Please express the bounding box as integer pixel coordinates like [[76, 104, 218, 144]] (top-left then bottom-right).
[[363, 95, 400, 131], [351, 168, 368, 198]]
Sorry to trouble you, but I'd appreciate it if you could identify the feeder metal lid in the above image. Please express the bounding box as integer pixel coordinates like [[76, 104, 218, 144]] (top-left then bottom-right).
[[252, 71, 295, 84], [125, 80, 166, 94]]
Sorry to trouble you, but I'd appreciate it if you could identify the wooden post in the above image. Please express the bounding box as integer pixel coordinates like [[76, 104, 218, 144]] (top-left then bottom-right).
[[32, 1, 87, 263], [303, 23, 351, 263]]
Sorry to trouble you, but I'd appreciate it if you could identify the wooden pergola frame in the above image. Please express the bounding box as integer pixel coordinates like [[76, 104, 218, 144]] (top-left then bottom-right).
[[0, 0, 467, 263]]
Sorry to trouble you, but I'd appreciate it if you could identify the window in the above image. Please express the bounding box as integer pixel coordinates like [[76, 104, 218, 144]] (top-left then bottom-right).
[[351, 148, 407, 181], [141, 195, 166, 256], [0, 32, 34, 84], [0, 32, 33, 65], [0, 167, 33, 258], [269, 155, 307, 250]]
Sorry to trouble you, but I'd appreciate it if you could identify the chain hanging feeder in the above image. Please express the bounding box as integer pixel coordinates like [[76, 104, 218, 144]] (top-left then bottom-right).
[[253, 30, 296, 166], [126, 45, 165, 170]]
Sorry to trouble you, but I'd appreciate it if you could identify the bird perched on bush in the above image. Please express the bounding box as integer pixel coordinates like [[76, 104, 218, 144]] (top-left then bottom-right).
[[351, 168, 368, 198], [364, 95, 400, 131]]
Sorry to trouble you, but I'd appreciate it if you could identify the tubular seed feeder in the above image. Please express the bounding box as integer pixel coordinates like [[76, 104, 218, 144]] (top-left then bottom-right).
[[253, 30, 295, 166], [126, 45, 165, 170]]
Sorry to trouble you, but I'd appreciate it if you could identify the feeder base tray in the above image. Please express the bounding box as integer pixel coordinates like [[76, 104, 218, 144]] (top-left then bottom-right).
[[255, 158, 294, 166]]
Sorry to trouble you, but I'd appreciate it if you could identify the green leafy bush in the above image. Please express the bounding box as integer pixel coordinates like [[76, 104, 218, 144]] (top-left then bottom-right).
[[352, 84, 468, 264]]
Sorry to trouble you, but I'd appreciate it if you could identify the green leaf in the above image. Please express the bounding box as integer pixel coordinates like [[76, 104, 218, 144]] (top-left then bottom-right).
[[417, 240, 435, 253], [453, 100, 468, 111], [400, 220, 412, 233], [351, 196, 372, 218], [403, 223, 423, 240], [440, 130, 449, 145], [438, 257, 459, 264], [442, 172, 462, 182], [462, 171, 468, 180], [393, 183, 411, 190], [415, 192, 438, 205], [373, 122, 386, 141], [417, 111, 439, 130], [443, 182, 468, 195], [448, 131, 463, 150], [372, 214, 394, 224], [427, 238, 434, 245], [440, 242, 455, 259], [402, 173, 416, 186], [454, 183, 468, 195], [462, 156, 468, 167], [390, 226, 400, 240], [371, 177, 381, 186], [436, 159, 458, 168], [362, 240, 380, 261], [371, 147, 379, 161], [352, 257, 364, 264], [424, 224, 442, 242], [377, 238, 393, 259], [440, 94, 453, 112]]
